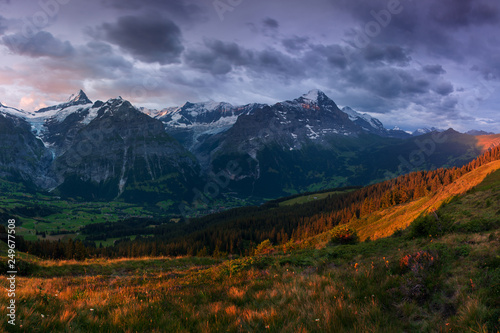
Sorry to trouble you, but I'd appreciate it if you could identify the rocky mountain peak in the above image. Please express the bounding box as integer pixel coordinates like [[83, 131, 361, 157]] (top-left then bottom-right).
[[69, 90, 92, 105], [36, 90, 93, 114], [297, 89, 330, 105]]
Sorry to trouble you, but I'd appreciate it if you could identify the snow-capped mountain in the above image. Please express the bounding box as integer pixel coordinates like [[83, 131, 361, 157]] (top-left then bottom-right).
[[0, 89, 497, 210], [142, 101, 264, 150], [28, 91, 104, 157], [195, 89, 366, 167], [0, 102, 34, 119], [142, 101, 264, 127], [52, 98, 202, 201], [2, 90, 97, 143], [140, 89, 409, 151], [35, 89, 92, 115], [341, 106, 384, 132], [412, 127, 444, 136]]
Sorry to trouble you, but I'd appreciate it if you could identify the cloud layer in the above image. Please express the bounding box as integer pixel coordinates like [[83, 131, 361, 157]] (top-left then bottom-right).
[[0, 0, 498, 132], [94, 14, 184, 65]]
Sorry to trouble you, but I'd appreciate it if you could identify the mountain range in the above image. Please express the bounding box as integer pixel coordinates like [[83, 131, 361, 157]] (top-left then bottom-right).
[[0, 89, 497, 214]]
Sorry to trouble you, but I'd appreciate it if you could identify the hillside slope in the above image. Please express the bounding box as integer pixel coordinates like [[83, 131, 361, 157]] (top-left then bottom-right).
[[349, 159, 500, 241]]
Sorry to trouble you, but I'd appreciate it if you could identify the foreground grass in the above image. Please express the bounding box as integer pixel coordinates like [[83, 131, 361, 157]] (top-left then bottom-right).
[[1, 226, 499, 332]]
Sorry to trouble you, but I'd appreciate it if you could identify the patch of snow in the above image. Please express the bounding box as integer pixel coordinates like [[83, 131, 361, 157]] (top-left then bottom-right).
[[0, 104, 35, 119], [341, 106, 384, 130], [302, 89, 321, 102], [306, 125, 319, 139], [81, 105, 101, 125]]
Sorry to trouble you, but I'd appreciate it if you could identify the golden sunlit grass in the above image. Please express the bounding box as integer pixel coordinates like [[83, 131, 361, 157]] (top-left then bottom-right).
[[349, 160, 500, 241]]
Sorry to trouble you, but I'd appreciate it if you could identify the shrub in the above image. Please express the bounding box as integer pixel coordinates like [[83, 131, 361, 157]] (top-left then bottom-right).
[[254, 239, 274, 255], [328, 225, 359, 245], [399, 250, 437, 275], [455, 218, 497, 233], [409, 212, 453, 238], [454, 244, 471, 258], [399, 250, 439, 303]]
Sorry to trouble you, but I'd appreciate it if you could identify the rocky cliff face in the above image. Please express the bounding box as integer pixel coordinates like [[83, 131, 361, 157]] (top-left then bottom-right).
[[52, 98, 202, 202], [0, 112, 55, 189]]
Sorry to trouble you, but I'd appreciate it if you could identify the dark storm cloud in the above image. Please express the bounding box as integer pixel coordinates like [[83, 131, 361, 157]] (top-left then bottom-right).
[[333, 0, 467, 61], [361, 45, 411, 66], [2, 31, 74, 58], [341, 66, 431, 100], [0, 16, 7, 35], [184, 39, 305, 78], [282, 36, 309, 53], [183, 32, 442, 110], [204, 39, 251, 66], [335, 0, 499, 59], [101, 0, 205, 22], [256, 49, 304, 77], [433, 82, 454, 96], [95, 14, 184, 65], [78, 41, 134, 77], [309, 44, 348, 69], [263, 18, 279, 29], [431, 0, 499, 27], [184, 39, 251, 75], [423, 64, 446, 75]]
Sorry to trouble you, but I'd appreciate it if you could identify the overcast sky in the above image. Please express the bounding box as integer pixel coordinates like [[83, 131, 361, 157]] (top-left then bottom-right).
[[0, 0, 499, 132]]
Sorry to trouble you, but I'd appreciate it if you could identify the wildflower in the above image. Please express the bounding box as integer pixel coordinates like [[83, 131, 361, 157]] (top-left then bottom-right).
[[315, 319, 320, 321], [41, 314, 45, 318]]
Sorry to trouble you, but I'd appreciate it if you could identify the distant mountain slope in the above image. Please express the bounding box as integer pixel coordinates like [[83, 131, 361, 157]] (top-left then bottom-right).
[[476, 134, 500, 152], [0, 112, 55, 189], [53, 98, 202, 202]]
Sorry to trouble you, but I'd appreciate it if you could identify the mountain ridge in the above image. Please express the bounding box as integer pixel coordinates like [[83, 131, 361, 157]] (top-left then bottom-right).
[[0, 90, 498, 212]]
